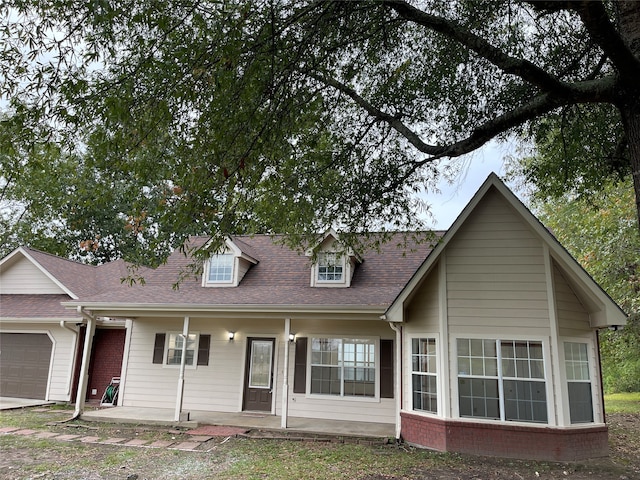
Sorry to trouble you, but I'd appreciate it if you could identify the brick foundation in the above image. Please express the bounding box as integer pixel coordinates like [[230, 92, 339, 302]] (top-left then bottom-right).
[[400, 411, 609, 461], [86, 328, 126, 402]]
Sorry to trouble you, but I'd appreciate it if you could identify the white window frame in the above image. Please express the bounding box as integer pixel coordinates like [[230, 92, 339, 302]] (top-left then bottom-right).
[[411, 337, 438, 414], [163, 332, 199, 368], [564, 341, 595, 424], [316, 252, 345, 284], [205, 253, 235, 285], [456, 337, 549, 424], [307, 336, 379, 401]]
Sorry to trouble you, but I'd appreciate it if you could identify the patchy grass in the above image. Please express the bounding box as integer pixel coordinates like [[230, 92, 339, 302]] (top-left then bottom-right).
[[1, 405, 640, 479], [604, 392, 640, 414]]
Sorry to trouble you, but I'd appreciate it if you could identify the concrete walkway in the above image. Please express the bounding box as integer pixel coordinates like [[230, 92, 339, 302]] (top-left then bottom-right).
[[0, 397, 55, 410], [80, 406, 395, 439]]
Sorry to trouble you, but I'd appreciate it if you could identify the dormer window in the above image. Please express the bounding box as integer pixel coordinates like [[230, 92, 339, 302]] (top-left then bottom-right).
[[207, 254, 234, 283], [317, 253, 344, 282], [201, 238, 258, 288], [307, 230, 362, 288]]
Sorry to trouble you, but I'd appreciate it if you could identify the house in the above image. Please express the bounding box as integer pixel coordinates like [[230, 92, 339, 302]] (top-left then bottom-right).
[[0, 248, 130, 404], [0, 174, 627, 461]]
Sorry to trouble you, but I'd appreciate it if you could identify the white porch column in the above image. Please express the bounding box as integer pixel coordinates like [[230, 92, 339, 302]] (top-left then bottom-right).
[[281, 318, 291, 428], [73, 309, 96, 418], [174, 316, 190, 422]]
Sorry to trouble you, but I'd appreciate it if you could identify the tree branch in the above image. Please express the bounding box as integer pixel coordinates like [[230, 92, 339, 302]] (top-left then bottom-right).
[[382, 0, 575, 97], [527, 1, 640, 82], [311, 70, 617, 161]]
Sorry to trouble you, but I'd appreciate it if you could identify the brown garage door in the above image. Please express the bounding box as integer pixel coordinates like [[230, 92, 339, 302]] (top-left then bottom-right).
[[0, 333, 52, 399]]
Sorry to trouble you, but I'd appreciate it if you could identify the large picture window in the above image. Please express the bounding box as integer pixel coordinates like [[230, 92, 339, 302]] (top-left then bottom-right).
[[411, 338, 438, 413], [565, 342, 593, 423], [457, 338, 547, 423], [310, 337, 375, 397]]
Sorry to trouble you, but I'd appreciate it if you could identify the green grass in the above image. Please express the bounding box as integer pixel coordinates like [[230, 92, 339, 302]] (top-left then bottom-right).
[[605, 392, 640, 413]]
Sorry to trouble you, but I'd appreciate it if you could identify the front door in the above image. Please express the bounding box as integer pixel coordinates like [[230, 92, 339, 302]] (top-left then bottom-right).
[[243, 338, 275, 412]]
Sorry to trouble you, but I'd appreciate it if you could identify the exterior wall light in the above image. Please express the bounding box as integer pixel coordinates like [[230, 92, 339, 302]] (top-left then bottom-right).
[[228, 331, 235, 340], [288, 333, 296, 342]]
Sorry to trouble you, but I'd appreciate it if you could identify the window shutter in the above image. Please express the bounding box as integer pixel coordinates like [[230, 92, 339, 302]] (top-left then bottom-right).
[[152, 333, 166, 364], [197, 334, 211, 366], [380, 339, 394, 398], [293, 337, 307, 394]]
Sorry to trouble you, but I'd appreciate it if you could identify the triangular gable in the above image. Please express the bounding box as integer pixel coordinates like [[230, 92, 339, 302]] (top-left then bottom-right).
[[304, 228, 363, 263], [0, 247, 76, 297], [384, 173, 627, 328]]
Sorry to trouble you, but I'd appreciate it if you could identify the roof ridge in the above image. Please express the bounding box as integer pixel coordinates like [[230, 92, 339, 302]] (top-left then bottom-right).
[[24, 247, 97, 268]]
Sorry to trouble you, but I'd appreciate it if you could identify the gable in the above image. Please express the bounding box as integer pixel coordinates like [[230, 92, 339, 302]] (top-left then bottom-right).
[[0, 254, 67, 294], [386, 174, 627, 329]]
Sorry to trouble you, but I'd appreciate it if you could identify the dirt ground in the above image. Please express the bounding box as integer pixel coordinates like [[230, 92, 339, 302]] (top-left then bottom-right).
[[1, 407, 639, 480]]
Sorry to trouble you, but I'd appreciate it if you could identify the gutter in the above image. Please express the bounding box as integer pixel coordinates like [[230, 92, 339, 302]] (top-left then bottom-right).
[[71, 307, 97, 420]]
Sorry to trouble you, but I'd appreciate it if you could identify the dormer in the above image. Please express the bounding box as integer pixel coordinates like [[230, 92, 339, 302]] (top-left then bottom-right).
[[202, 238, 258, 287], [307, 230, 362, 288]]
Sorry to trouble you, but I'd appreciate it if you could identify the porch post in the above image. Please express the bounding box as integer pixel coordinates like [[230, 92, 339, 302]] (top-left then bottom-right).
[[281, 318, 291, 428], [73, 308, 96, 418], [174, 316, 190, 422]]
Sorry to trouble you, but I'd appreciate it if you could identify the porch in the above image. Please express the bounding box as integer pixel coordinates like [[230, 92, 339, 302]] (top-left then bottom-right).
[[80, 406, 396, 440]]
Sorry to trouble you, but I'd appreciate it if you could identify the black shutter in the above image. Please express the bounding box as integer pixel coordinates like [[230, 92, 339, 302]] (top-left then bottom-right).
[[152, 333, 166, 364], [293, 337, 307, 394], [197, 334, 211, 366], [380, 339, 394, 398]]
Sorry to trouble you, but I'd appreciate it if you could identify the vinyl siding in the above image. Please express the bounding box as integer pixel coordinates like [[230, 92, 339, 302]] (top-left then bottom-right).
[[0, 322, 77, 401], [286, 319, 396, 424], [445, 189, 550, 336], [553, 261, 592, 336], [121, 317, 395, 422], [0, 257, 66, 294]]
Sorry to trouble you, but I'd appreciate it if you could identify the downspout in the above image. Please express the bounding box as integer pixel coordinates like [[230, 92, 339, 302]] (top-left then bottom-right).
[[59, 321, 78, 397], [387, 319, 403, 442], [174, 316, 190, 422], [73, 307, 97, 419], [281, 318, 291, 429]]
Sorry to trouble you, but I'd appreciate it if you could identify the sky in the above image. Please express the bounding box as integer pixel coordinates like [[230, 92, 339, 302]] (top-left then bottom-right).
[[419, 140, 524, 229]]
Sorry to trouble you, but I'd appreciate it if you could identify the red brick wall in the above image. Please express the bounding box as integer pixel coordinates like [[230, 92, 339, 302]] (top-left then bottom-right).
[[86, 328, 126, 402], [400, 411, 609, 461]]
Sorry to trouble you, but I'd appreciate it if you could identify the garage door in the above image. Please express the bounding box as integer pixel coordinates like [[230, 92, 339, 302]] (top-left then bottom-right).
[[0, 333, 52, 399]]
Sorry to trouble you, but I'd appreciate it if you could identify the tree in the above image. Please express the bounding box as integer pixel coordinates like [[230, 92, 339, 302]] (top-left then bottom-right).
[[1, 1, 640, 264], [531, 177, 639, 392]]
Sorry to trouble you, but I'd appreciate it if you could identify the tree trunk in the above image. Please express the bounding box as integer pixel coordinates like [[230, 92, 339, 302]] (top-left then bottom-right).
[[616, 1, 640, 231]]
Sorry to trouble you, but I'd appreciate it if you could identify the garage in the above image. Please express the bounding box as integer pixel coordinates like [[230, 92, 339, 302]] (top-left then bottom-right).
[[0, 333, 53, 399]]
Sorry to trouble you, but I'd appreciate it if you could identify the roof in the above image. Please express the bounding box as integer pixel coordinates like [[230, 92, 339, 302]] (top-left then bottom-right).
[[0, 294, 80, 319], [62, 233, 441, 314]]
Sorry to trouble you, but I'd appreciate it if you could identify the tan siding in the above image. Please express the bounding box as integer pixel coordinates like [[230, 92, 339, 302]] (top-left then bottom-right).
[[405, 263, 440, 329], [0, 258, 66, 294], [445, 189, 550, 335], [121, 317, 396, 423], [554, 262, 591, 336]]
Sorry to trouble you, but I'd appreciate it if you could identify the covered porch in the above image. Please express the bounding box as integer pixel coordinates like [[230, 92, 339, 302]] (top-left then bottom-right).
[[80, 405, 395, 440]]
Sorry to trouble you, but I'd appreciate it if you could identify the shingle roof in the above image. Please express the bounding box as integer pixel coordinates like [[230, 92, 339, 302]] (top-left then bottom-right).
[[0, 294, 79, 318], [70, 232, 442, 308]]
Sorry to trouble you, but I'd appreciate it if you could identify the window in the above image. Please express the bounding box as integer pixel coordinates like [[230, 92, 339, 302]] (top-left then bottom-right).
[[207, 254, 234, 283], [317, 253, 343, 282], [565, 342, 593, 423], [310, 337, 375, 397], [412, 338, 438, 413], [457, 338, 547, 423], [152, 333, 210, 367]]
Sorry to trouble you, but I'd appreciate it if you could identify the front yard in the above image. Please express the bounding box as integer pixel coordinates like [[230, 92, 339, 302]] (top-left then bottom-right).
[[1, 395, 639, 480]]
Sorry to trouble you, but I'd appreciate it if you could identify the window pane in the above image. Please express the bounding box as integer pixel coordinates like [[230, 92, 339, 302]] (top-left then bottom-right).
[[568, 382, 594, 423], [318, 253, 343, 281], [411, 338, 438, 413], [208, 254, 233, 282], [166, 333, 196, 366], [504, 380, 547, 423]]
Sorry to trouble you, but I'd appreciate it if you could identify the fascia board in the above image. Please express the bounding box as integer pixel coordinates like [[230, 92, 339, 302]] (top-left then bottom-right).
[[60, 301, 386, 320]]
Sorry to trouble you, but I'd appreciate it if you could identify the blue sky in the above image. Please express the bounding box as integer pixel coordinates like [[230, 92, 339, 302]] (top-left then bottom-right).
[[419, 140, 523, 229]]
